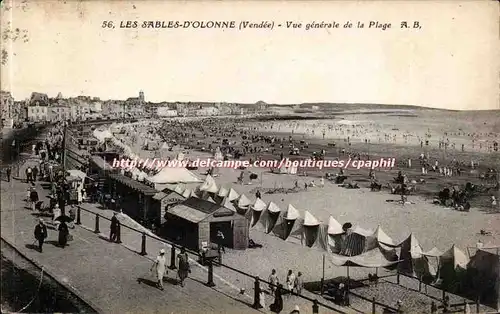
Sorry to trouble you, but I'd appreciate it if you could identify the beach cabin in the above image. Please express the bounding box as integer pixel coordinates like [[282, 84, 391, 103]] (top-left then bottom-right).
[[150, 189, 186, 227], [106, 172, 159, 226], [165, 198, 249, 251]]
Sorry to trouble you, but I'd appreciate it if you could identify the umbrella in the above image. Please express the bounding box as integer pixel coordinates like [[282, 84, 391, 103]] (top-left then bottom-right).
[[55, 215, 74, 223], [342, 222, 352, 232]]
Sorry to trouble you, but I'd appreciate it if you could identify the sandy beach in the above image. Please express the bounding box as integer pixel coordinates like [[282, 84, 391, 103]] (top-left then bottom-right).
[[99, 109, 499, 310]]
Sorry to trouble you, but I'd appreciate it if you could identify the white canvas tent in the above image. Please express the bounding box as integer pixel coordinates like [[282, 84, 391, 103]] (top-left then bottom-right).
[[222, 198, 237, 212], [397, 233, 433, 278], [339, 226, 374, 257], [147, 167, 202, 184], [258, 202, 282, 233], [173, 184, 185, 195], [247, 198, 267, 227], [327, 216, 344, 253], [302, 211, 328, 251], [226, 188, 240, 202], [272, 204, 303, 243], [217, 186, 229, 198], [439, 245, 469, 270], [236, 194, 252, 215], [199, 175, 219, 193]]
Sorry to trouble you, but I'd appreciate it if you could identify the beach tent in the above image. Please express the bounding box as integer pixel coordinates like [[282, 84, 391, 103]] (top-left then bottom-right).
[[147, 167, 202, 184], [206, 196, 216, 203], [302, 211, 328, 251], [173, 184, 185, 195], [182, 188, 192, 199], [272, 204, 303, 243], [236, 194, 252, 215], [339, 226, 374, 257], [161, 142, 169, 150], [277, 165, 288, 174], [199, 175, 219, 193], [217, 186, 229, 198], [437, 245, 469, 291], [227, 188, 240, 202], [222, 198, 237, 212], [327, 216, 344, 254], [439, 245, 469, 270], [369, 226, 397, 250], [246, 198, 267, 227], [258, 202, 282, 233], [330, 246, 400, 268], [465, 249, 500, 310], [397, 234, 433, 278]]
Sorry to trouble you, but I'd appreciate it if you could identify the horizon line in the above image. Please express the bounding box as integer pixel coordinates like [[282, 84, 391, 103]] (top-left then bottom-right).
[[2, 90, 498, 112]]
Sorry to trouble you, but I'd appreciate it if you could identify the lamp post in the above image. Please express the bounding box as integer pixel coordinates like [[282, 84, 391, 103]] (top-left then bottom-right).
[[60, 122, 68, 216]]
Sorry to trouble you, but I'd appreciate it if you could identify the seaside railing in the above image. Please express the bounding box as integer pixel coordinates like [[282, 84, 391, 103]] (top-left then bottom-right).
[[74, 205, 348, 313]]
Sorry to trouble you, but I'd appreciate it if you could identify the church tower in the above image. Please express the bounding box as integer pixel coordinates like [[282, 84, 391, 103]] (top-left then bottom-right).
[[139, 90, 145, 103]]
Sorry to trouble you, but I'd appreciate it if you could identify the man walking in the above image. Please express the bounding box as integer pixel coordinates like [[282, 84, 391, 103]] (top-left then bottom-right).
[[151, 249, 167, 290], [34, 219, 48, 252], [109, 212, 119, 242], [216, 230, 226, 253]]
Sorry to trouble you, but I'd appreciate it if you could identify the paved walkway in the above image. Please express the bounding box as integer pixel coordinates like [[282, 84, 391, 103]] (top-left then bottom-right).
[[1, 158, 261, 314]]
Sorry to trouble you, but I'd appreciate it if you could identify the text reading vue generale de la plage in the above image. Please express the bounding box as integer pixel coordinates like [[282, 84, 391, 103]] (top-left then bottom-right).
[[102, 20, 422, 31]]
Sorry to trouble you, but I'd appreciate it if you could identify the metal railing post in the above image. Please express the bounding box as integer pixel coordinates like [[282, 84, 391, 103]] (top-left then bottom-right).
[[169, 246, 176, 269], [94, 214, 100, 233], [396, 271, 400, 285], [312, 299, 319, 313], [252, 276, 261, 309], [206, 259, 215, 287], [140, 232, 147, 255], [372, 297, 376, 314], [76, 206, 81, 225], [476, 296, 480, 313]]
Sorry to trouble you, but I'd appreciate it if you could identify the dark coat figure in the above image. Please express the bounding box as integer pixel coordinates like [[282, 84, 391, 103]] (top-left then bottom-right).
[[34, 220, 48, 252], [30, 190, 39, 203], [110, 213, 119, 242], [6, 167, 11, 182], [58, 221, 69, 248], [32, 166, 39, 181], [270, 284, 284, 313], [255, 190, 261, 199]]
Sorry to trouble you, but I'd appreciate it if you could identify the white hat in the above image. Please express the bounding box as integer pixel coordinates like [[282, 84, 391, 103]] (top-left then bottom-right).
[[294, 305, 300, 311], [39, 218, 44, 223], [160, 249, 165, 254]]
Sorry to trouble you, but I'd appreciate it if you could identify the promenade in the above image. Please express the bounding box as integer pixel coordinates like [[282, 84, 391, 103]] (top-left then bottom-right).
[[0, 158, 261, 314]]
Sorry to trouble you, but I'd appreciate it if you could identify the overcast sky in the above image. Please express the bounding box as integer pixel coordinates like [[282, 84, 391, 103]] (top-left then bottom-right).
[[1, 0, 499, 110]]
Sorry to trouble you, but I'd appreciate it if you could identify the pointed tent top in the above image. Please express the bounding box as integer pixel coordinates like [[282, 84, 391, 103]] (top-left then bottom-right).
[[173, 184, 185, 194], [423, 247, 442, 257], [286, 204, 300, 220], [190, 189, 200, 198], [206, 196, 216, 203], [267, 202, 281, 213], [217, 186, 229, 197], [401, 233, 423, 258], [237, 194, 252, 208], [182, 188, 192, 198], [373, 225, 395, 246], [223, 198, 237, 212], [227, 188, 240, 202], [303, 211, 320, 226], [200, 175, 219, 193], [441, 245, 469, 269], [252, 198, 267, 212], [328, 216, 344, 235]]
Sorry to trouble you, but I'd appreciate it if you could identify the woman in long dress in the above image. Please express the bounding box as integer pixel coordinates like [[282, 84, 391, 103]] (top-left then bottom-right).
[[58, 221, 69, 248], [270, 284, 284, 313], [177, 247, 190, 287], [151, 249, 167, 290]]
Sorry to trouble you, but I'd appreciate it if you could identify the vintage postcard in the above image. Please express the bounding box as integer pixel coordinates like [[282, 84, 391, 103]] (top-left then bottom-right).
[[1, 0, 499, 313]]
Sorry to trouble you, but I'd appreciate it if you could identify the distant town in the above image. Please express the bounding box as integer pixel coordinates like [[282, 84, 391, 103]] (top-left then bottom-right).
[[0, 90, 271, 128]]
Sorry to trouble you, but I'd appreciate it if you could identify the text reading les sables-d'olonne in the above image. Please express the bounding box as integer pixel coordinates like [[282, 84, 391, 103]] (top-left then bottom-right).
[[101, 20, 422, 31]]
